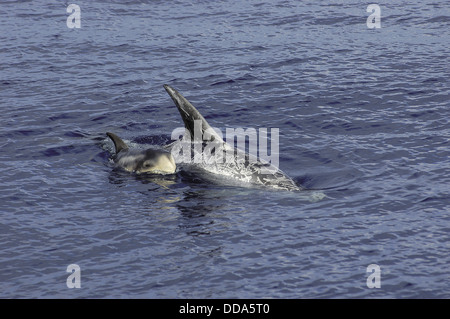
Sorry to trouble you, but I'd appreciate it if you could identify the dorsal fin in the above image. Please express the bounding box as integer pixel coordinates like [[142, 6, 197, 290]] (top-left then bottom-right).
[[164, 84, 224, 143], [106, 132, 129, 154]]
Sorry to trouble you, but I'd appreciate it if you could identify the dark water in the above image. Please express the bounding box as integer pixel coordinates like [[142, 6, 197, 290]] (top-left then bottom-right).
[[1, 0, 449, 298]]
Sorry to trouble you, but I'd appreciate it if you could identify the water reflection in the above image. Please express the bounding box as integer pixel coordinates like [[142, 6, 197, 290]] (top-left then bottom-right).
[[175, 188, 227, 236], [107, 168, 178, 189], [108, 167, 227, 209]]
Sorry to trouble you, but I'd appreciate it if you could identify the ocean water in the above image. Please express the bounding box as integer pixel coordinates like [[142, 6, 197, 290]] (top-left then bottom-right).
[[0, 0, 449, 298]]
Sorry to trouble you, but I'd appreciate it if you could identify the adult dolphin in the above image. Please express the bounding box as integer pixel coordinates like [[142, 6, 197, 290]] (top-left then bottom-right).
[[163, 85, 301, 191]]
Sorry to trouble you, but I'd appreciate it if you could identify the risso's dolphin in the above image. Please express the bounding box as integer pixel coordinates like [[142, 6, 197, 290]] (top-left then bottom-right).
[[163, 84, 301, 191], [106, 132, 176, 174]]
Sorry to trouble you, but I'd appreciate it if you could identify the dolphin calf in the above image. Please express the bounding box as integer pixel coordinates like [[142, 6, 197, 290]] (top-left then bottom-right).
[[106, 132, 176, 174], [163, 85, 301, 191]]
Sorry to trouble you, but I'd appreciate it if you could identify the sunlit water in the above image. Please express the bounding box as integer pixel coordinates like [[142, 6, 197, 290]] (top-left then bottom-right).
[[0, 0, 449, 298]]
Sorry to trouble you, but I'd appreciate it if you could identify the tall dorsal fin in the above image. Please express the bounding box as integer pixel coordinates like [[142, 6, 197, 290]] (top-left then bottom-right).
[[164, 84, 224, 143], [106, 132, 129, 154]]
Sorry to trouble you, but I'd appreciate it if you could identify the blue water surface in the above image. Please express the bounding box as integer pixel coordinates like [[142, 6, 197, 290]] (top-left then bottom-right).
[[0, 0, 449, 298]]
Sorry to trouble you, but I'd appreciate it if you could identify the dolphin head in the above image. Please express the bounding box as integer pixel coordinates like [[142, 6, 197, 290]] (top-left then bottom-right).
[[106, 132, 176, 174]]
